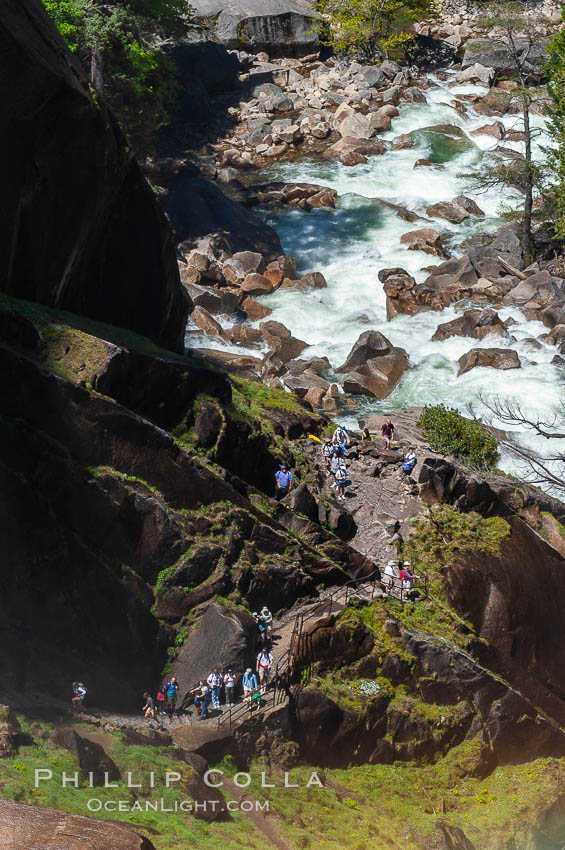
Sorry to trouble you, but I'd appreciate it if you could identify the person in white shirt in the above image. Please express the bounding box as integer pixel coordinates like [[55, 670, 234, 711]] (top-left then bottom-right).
[[383, 561, 397, 593], [256, 649, 274, 693], [207, 669, 223, 709]]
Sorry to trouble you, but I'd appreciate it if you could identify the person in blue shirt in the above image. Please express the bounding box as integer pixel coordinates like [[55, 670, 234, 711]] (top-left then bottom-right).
[[274, 464, 293, 500], [165, 676, 179, 715], [242, 667, 258, 700]]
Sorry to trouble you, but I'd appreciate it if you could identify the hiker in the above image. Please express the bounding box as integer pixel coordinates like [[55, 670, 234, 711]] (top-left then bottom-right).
[[398, 448, 417, 480], [156, 686, 166, 715], [224, 669, 236, 707], [381, 418, 394, 449], [260, 606, 273, 639], [256, 648, 274, 693], [242, 667, 258, 700], [399, 561, 420, 599], [253, 611, 267, 645], [189, 681, 204, 715], [322, 438, 334, 472], [142, 692, 156, 720], [274, 464, 293, 500], [361, 426, 373, 441], [330, 451, 341, 487], [335, 461, 347, 501], [333, 424, 349, 457], [194, 681, 212, 720], [250, 691, 263, 712], [165, 676, 179, 715], [71, 681, 87, 710], [210, 669, 223, 708], [207, 669, 223, 709], [383, 560, 397, 593]]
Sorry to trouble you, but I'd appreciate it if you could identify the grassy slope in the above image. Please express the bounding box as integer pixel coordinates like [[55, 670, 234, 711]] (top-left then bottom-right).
[[3, 715, 562, 850]]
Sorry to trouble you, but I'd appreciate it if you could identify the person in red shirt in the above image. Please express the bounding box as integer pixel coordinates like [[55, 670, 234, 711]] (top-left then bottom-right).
[[381, 418, 394, 449], [399, 561, 420, 599]]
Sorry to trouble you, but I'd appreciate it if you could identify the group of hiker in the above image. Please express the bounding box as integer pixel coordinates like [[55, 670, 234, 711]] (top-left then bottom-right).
[[321, 425, 351, 500], [141, 676, 179, 719], [162, 645, 275, 721], [73, 416, 423, 721], [383, 559, 421, 600], [275, 417, 419, 507], [136, 605, 276, 722]]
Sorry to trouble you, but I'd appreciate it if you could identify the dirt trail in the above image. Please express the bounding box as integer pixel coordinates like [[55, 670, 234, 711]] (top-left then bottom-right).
[[302, 429, 428, 564], [221, 777, 293, 850]]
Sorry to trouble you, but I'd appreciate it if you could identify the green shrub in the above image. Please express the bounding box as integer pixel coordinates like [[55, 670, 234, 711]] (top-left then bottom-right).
[[418, 404, 499, 470]]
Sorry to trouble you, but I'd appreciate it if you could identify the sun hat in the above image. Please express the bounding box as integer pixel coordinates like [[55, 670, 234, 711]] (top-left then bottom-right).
[[246, 668, 252, 674]]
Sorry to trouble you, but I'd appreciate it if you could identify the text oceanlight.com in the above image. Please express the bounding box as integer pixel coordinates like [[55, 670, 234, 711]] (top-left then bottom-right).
[[86, 798, 270, 813]]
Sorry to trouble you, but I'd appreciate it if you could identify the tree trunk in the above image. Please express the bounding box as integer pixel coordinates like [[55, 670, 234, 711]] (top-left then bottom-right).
[[522, 93, 534, 263], [90, 48, 104, 93], [508, 26, 534, 263]]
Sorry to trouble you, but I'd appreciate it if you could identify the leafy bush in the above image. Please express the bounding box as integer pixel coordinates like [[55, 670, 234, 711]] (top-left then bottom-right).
[[418, 404, 499, 470], [313, 0, 439, 64]]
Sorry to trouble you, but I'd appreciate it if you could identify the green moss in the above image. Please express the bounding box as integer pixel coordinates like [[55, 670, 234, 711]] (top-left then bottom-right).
[[154, 545, 194, 595], [387, 685, 468, 726], [210, 745, 564, 850], [88, 466, 164, 498], [3, 709, 564, 849], [405, 505, 510, 599], [230, 376, 312, 417], [541, 510, 565, 539]]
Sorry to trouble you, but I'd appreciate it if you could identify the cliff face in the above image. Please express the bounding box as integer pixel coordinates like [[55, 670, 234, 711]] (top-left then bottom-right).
[[448, 517, 565, 724], [0, 295, 372, 708], [0, 0, 187, 352]]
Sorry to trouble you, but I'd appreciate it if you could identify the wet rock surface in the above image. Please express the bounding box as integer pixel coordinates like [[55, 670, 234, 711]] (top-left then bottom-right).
[[457, 347, 521, 375]]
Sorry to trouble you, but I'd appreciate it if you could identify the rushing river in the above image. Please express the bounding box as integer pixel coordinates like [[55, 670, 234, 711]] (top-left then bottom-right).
[[255, 73, 564, 479], [187, 72, 563, 481]]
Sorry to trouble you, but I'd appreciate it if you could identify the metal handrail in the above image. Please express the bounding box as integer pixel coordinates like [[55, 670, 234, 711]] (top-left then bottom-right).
[[298, 567, 382, 626], [216, 564, 428, 731], [218, 614, 305, 731]]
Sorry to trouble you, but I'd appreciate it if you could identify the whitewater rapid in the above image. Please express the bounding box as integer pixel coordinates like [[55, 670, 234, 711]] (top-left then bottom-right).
[[186, 72, 563, 482], [254, 73, 564, 479]]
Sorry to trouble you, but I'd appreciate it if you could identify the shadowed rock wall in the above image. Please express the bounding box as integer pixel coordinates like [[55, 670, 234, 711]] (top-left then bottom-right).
[[0, 0, 188, 352]]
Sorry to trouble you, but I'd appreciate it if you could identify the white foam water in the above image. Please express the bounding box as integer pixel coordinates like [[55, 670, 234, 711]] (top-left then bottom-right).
[[250, 74, 565, 482]]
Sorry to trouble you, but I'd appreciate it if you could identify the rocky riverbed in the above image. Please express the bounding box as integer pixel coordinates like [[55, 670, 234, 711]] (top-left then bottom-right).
[[154, 23, 565, 484]]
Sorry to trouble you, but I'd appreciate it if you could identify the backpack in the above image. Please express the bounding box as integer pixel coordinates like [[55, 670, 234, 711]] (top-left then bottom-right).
[[77, 683, 87, 695]]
